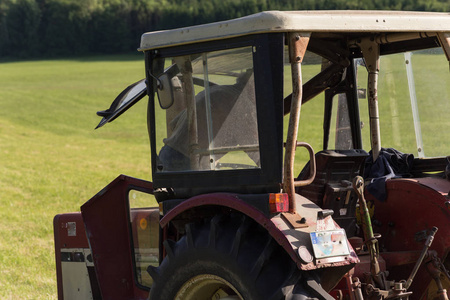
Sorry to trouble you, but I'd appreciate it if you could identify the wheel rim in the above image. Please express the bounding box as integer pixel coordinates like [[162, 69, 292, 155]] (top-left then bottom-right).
[[175, 274, 243, 300]]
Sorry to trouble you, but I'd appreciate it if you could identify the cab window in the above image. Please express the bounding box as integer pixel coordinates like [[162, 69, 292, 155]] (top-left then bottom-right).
[[153, 47, 260, 172]]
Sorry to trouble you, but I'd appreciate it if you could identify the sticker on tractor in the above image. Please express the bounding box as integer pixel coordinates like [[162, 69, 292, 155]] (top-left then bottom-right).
[[310, 229, 350, 259]]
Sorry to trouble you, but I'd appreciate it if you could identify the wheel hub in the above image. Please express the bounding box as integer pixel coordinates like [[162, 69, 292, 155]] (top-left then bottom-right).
[[175, 274, 243, 300]]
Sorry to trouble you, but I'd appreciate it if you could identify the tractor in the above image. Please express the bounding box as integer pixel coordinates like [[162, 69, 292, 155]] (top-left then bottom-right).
[[54, 11, 450, 300]]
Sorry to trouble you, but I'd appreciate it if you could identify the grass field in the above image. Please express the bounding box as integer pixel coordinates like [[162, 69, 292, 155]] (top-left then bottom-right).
[[1, 49, 450, 299], [0, 54, 153, 299]]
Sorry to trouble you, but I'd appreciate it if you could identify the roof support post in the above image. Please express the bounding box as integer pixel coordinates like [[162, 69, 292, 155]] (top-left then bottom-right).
[[358, 38, 381, 161], [438, 32, 450, 66], [284, 32, 310, 212], [175, 56, 199, 170]]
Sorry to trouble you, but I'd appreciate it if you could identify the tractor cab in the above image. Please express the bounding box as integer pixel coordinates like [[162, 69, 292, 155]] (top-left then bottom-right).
[[148, 43, 284, 199]]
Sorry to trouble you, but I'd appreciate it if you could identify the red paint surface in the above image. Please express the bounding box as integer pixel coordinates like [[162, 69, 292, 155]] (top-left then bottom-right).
[[365, 177, 450, 299], [81, 175, 153, 300]]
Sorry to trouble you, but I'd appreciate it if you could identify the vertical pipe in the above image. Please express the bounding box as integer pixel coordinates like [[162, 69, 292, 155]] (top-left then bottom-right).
[[177, 57, 199, 170], [368, 70, 381, 161], [358, 39, 381, 161], [283, 33, 309, 212]]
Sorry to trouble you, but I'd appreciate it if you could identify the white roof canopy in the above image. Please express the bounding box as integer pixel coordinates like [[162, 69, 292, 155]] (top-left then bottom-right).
[[140, 10, 450, 51]]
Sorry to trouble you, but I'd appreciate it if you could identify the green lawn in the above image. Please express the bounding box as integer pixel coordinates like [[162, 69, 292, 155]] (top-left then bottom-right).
[[1, 49, 449, 299], [0, 55, 152, 299]]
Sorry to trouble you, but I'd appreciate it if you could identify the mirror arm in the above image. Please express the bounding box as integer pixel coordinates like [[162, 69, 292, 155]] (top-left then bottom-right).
[[148, 72, 163, 90]]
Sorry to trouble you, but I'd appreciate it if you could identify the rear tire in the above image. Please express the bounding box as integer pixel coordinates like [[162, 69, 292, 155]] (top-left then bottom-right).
[[148, 213, 318, 300]]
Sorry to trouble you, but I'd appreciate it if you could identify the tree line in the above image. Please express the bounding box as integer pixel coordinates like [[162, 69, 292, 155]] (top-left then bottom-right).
[[1, 0, 449, 58]]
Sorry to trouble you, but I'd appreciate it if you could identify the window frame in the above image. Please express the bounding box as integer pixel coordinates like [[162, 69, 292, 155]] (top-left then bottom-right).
[[145, 33, 285, 196]]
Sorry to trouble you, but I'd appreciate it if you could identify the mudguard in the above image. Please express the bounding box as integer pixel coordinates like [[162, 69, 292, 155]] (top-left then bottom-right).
[[160, 192, 358, 289]]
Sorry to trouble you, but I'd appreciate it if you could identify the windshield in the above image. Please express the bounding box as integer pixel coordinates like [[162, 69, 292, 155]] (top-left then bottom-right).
[[153, 47, 261, 172], [356, 47, 450, 158]]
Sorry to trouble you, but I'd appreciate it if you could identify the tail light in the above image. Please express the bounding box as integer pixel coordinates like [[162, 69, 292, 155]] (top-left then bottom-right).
[[269, 193, 289, 213], [159, 202, 164, 216]]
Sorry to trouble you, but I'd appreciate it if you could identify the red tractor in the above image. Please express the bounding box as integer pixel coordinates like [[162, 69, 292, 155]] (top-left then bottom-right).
[[54, 11, 450, 300]]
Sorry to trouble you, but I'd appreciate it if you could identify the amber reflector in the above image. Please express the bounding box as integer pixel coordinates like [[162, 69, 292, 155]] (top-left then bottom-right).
[[269, 193, 289, 213]]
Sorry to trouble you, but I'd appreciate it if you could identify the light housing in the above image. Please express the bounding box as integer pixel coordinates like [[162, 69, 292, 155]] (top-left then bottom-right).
[[269, 193, 289, 213]]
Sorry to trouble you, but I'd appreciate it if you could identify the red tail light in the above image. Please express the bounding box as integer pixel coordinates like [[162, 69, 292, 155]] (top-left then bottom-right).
[[269, 193, 289, 213]]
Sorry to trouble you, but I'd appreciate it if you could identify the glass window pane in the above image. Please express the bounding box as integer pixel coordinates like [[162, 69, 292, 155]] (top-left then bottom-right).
[[357, 48, 450, 158], [155, 47, 260, 172], [407, 48, 450, 157], [283, 48, 324, 174], [128, 190, 159, 288], [329, 94, 353, 150]]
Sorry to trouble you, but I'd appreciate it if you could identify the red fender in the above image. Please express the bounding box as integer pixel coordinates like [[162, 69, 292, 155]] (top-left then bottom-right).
[[160, 192, 358, 273], [160, 193, 301, 267]]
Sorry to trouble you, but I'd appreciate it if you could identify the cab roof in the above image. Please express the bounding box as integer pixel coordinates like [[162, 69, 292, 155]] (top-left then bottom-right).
[[139, 10, 450, 51]]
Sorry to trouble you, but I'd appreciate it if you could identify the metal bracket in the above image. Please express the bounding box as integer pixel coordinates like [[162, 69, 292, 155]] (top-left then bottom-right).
[[281, 212, 308, 228]]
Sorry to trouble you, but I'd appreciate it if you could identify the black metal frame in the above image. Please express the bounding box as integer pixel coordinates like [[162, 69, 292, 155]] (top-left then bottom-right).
[[323, 58, 363, 151], [145, 33, 285, 197]]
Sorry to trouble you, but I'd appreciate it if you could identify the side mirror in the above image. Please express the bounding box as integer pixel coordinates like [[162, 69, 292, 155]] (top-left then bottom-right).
[[156, 64, 180, 110]]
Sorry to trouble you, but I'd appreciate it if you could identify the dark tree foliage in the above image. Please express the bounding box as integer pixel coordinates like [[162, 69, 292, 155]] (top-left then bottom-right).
[[39, 1, 91, 56], [3, 0, 41, 57], [0, 0, 449, 58]]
